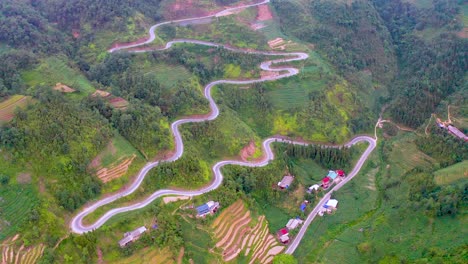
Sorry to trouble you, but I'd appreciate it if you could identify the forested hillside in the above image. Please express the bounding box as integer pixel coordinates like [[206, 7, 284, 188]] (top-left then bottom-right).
[[0, 0, 466, 263]]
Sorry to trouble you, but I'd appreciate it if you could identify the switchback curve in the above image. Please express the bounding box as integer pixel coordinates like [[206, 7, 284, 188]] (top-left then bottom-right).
[[70, 2, 377, 255]]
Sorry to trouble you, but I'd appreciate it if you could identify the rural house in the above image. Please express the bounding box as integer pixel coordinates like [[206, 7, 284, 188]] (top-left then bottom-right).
[[337, 170, 345, 177], [286, 218, 303, 230], [308, 184, 320, 193], [118, 226, 147, 247], [322, 177, 330, 189], [277, 228, 289, 244], [319, 199, 339, 216], [327, 170, 338, 180], [278, 175, 294, 189], [447, 125, 468, 141], [196, 201, 220, 218]]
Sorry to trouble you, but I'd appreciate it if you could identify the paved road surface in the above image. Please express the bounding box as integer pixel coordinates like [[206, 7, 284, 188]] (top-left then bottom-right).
[[70, 2, 378, 257], [285, 136, 376, 254]]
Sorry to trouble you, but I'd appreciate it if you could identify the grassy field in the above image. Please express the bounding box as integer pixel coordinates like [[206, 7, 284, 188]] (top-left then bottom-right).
[[434, 160, 468, 185], [294, 131, 468, 263], [0, 185, 38, 241], [115, 247, 174, 264], [179, 217, 218, 263], [387, 133, 436, 174], [293, 150, 380, 263], [138, 61, 193, 88], [97, 133, 143, 169], [0, 95, 31, 125], [22, 56, 95, 95]]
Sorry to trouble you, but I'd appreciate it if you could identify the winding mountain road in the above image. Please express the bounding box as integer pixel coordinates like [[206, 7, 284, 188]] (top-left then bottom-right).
[[70, 0, 378, 255]]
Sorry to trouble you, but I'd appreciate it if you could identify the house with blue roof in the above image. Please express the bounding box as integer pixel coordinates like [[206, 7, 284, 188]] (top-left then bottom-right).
[[327, 170, 338, 180], [196, 201, 220, 218]]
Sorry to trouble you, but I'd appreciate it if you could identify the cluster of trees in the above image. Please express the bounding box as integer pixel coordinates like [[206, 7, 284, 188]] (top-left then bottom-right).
[[415, 128, 468, 168], [273, 0, 396, 84], [0, 50, 37, 98], [407, 170, 466, 217], [119, 204, 183, 257], [0, 90, 112, 211], [34, 0, 164, 29], [146, 155, 209, 189], [281, 143, 356, 172], [371, 0, 467, 128], [0, 0, 65, 52]]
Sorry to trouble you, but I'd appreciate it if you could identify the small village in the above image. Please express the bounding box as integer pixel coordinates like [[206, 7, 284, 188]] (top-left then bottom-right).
[[117, 168, 346, 248], [273, 169, 345, 245]]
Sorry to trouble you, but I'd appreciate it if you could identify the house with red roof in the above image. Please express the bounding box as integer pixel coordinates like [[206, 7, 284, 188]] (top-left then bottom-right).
[[337, 170, 345, 177], [277, 228, 289, 244], [322, 177, 330, 189]]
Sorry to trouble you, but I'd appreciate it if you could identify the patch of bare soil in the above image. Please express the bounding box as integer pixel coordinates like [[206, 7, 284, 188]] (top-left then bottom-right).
[[163, 196, 190, 204], [457, 27, 468, 39], [177, 247, 184, 264], [72, 29, 80, 38], [257, 5, 273, 21], [240, 141, 257, 161], [110, 37, 148, 51], [97, 247, 103, 264], [53, 83, 76, 93], [16, 173, 31, 184], [260, 70, 279, 79], [92, 90, 111, 98]]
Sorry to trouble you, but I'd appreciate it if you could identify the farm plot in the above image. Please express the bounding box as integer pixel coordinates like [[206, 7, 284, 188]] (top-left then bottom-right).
[[96, 154, 137, 183], [0, 185, 38, 240], [211, 200, 284, 262], [0, 95, 31, 125], [108, 97, 129, 110], [0, 235, 45, 264], [89, 134, 142, 183]]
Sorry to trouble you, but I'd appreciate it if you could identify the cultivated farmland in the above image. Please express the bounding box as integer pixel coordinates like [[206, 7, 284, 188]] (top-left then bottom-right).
[[0, 95, 31, 125], [211, 200, 284, 263], [96, 154, 137, 183], [0, 185, 38, 240], [0, 235, 45, 264]]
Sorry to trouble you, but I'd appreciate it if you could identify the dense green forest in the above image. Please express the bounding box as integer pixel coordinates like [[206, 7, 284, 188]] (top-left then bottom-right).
[[0, 0, 466, 263]]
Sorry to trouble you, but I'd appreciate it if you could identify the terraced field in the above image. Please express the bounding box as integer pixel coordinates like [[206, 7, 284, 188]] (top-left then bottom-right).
[[0, 95, 31, 125], [0, 186, 38, 240], [211, 200, 284, 263], [97, 154, 137, 183], [0, 235, 45, 264]]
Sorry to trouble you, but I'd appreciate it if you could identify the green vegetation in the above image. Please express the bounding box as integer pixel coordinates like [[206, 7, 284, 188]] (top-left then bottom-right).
[[0, 185, 38, 241], [434, 160, 468, 185], [0, 90, 112, 211], [159, 8, 268, 49], [273, 254, 298, 264], [98, 134, 143, 169], [0, 0, 466, 263], [22, 56, 96, 95]]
